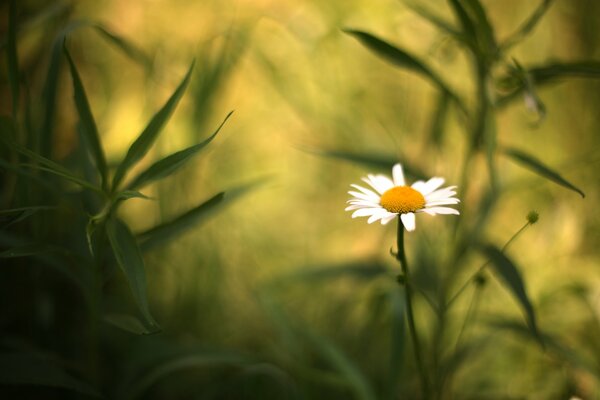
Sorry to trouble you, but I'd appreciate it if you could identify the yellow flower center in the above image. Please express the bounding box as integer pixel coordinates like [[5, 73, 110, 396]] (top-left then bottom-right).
[[380, 186, 425, 214]]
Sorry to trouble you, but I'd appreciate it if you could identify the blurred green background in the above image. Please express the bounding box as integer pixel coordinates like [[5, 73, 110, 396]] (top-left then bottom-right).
[[1, 0, 599, 399]]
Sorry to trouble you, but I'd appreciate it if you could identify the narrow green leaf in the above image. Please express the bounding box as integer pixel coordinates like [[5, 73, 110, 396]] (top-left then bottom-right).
[[139, 179, 264, 251], [40, 20, 90, 156], [0, 206, 55, 228], [106, 216, 159, 331], [503, 147, 585, 197], [127, 111, 233, 190], [497, 61, 600, 107], [0, 353, 101, 397], [64, 43, 109, 190], [480, 244, 541, 344], [462, 0, 497, 55], [302, 328, 376, 400], [0, 244, 61, 258], [114, 190, 153, 202], [104, 313, 151, 335], [315, 148, 427, 181], [138, 192, 224, 251], [501, 0, 555, 51], [112, 61, 196, 190], [7, 0, 20, 117], [119, 352, 248, 400], [447, 0, 478, 47], [404, 1, 461, 38], [93, 24, 152, 71], [428, 91, 450, 146], [343, 29, 461, 105]]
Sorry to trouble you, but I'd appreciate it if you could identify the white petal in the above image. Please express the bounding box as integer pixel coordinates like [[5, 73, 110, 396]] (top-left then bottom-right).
[[426, 199, 460, 206], [425, 187, 457, 201], [392, 164, 405, 186], [367, 213, 384, 224], [380, 213, 397, 225], [421, 206, 460, 215], [362, 174, 394, 194], [350, 184, 379, 199], [348, 191, 379, 202], [401, 213, 416, 231], [414, 177, 445, 196], [352, 208, 382, 218], [345, 204, 368, 211]]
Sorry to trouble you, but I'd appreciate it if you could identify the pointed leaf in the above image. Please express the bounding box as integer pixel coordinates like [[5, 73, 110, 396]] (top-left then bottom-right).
[[343, 29, 465, 111], [501, 0, 555, 51], [503, 147, 585, 197], [139, 179, 264, 251], [112, 61, 195, 189], [106, 216, 159, 331], [480, 244, 541, 343], [0, 353, 101, 397], [7, 0, 19, 117], [127, 111, 232, 190], [93, 24, 152, 71], [64, 43, 108, 190], [104, 313, 151, 335], [462, 0, 497, 55]]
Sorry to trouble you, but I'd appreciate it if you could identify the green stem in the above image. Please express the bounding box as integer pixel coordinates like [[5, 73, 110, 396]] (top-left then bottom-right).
[[396, 217, 429, 398]]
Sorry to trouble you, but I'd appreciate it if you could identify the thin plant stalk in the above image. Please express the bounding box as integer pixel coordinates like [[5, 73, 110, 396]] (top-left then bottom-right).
[[396, 216, 430, 398]]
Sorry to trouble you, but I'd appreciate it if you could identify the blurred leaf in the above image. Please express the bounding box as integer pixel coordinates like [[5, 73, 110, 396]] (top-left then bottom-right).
[[266, 260, 388, 289], [106, 216, 159, 332], [0, 206, 55, 228], [139, 179, 264, 251], [461, 0, 497, 56], [479, 244, 542, 345], [41, 20, 90, 156], [316, 149, 427, 180], [301, 327, 376, 400], [138, 192, 224, 252], [7, 0, 19, 117], [118, 351, 248, 400], [127, 111, 233, 190], [343, 29, 464, 111], [0, 244, 64, 259], [404, 1, 460, 38], [114, 190, 153, 202], [0, 135, 102, 192], [487, 318, 599, 377], [503, 147, 585, 197], [497, 61, 600, 107], [111, 61, 195, 190], [447, 0, 478, 48], [93, 24, 152, 71], [104, 313, 150, 335], [64, 43, 109, 190], [0, 352, 101, 397], [429, 91, 450, 146], [386, 289, 406, 400], [501, 0, 555, 51]]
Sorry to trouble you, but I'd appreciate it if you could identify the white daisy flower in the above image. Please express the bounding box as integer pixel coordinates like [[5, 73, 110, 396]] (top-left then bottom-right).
[[345, 163, 460, 231]]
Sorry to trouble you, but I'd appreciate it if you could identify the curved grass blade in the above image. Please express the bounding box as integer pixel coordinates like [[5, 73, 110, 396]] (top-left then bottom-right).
[[7, 0, 19, 118], [501, 0, 555, 51], [403, 1, 460, 38], [503, 147, 585, 197], [104, 313, 150, 335], [106, 216, 159, 332], [112, 61, 195, 190], [64, 43, 108, 191], [127, 111, 233, 190], [343, 29, 465, 112], [139, 179, 265, 251], [497, 61, 600, 107], [447, 0, 478, 48], [0, 353, 101, 397], [315, 148, 427, 180], [0, 206, 55, 228], [462, 0, 497, 55], [93, 24, 152, 71], [480, 244, 542, 345]]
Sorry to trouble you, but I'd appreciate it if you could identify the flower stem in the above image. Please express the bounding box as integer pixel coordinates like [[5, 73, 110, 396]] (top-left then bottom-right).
[[396, 217, 429, 398]]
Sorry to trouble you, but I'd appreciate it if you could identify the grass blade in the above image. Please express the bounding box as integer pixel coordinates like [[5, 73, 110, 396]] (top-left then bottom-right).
[[139, 179, 264, 251], [7, 0, 19, 118], [93, 24, 152, 71], [127, 111, 233, 190], [404, 1, 461, 38], [503, 147, 585, 197], [501, 0, 555, 51], [112, 60, 195, 190], [315, 148, 427, 180], [480, 244, 542, 345], [64, 43, 109, 191], [106, 216, 159, 332], [462, 0, 497, 55], [0, 353, 101, 397]]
